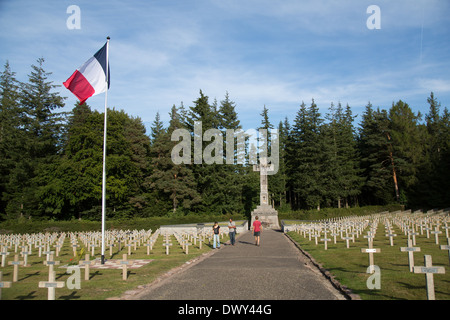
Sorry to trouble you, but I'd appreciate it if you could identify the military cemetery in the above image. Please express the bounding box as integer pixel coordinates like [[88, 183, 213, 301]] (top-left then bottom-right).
[[1, 2, 450, 310], [284, 208, 450, 300], [0, 222, 239, 300], [0, 208, 448, 300]]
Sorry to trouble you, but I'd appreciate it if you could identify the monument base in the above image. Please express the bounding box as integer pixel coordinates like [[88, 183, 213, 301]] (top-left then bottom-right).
[[250, 204, 280, 230]]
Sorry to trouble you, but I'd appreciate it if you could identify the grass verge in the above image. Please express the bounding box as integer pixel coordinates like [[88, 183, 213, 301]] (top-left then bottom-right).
[[287, 224, 450, 300], [1, 233, 230, 300]]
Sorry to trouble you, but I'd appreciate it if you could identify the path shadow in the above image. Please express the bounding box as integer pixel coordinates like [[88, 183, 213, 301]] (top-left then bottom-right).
[[59, 291, 82, 300], [436, 289, 450, 298], [124, 270, 137, 279], [356, 289, 407, 300], [19, 271, 40, 281], [56, 272, 67, 280], [15, 291, 38, 300], [391, 263, 409, 268], [238, 240, 255, 245], [398, 281, 424, 290], [90, 270, 103, 280]]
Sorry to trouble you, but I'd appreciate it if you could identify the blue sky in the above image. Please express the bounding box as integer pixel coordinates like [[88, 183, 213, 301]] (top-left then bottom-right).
[[1, 0, 449, 132]]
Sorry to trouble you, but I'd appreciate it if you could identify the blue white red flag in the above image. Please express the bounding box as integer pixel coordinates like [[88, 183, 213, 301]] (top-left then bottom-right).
[[63, 42, 110, 104]]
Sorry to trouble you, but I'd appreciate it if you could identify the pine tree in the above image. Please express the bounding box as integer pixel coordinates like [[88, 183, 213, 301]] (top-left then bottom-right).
[[270, 120, 288, 208], [5, 58, 66, 219], [146, 105, 200, 215], [123, 113, 151, 215], [323, 103, 363, 208], [184, 90, 221, 213], [185, 90, 216, 131], [342, 104, 364, 206], [286, 99, 326, 210], [286, 101, 307, 209], [219, 91, 240, 130], [258, 105, 274, 160], [425, 92, 441, 148], [150, 111, 165, 145], [302, 99, 326, 210], [37, 103, 152, 219], [21, 58, 66, 158], [219, 91, 241, 166], [38, 102, 101, 219], [388, 100, 423, 205], [282, 117, 292, 207], [418, 93, 450, 207], [322, 102, 341, 207], [0, 62, 22, 218], [437, 107, 450, 207], [217, 92, 246, 214], [98, 110, 150, 217], [358, 104, 394, 205]]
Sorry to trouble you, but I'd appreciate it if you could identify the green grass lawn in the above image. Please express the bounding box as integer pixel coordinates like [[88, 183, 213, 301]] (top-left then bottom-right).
[[1, 232, 230, 300], [287, 224, 450, 300]]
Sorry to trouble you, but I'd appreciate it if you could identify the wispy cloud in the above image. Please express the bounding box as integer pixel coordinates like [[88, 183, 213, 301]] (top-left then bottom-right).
[[1, 0, 449, 131], [418, 78, 450, 93]]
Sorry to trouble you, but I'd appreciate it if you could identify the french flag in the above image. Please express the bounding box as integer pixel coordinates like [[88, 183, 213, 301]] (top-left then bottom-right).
[[64, 40, 110, 104]]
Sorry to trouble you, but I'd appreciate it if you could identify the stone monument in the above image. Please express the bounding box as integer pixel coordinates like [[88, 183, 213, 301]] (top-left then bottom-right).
[[250, 157, 280, 229]]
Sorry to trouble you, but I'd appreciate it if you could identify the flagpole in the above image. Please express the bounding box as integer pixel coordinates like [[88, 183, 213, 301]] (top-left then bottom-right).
[[101, 36, 110, 265]]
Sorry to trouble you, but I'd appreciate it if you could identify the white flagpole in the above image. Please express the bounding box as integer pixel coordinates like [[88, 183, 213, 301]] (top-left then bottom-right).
[[101, 36, 110, 265]]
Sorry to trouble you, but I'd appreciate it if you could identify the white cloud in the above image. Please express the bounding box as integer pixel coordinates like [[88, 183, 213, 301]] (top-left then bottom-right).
[[418, 78, 450, 93], [1, 0, 449, 132]]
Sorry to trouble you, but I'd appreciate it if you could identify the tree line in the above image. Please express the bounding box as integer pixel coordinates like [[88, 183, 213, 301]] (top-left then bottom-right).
[[0, 59, 449, 221]]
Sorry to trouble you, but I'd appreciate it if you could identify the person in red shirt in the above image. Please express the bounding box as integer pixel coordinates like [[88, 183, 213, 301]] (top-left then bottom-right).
[[252, 216, 262, 246]]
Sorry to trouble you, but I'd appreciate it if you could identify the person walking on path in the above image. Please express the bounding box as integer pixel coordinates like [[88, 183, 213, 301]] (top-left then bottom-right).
[[132, 228, 346, 300], [228, 218, 236, 246], [213, 222, 221, 249], [252, 216, 262, 246]]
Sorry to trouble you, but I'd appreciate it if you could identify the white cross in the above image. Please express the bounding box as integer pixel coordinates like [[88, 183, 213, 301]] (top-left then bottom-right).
[[413, 255, 445, 300]]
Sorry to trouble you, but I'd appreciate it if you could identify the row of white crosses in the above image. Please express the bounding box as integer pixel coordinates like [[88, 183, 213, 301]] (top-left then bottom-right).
[[1, 232, 65, 288], [173, 233, 192, 254], [39, 254, 64, 300], [73, 229, 154, 258], [161, 223, 237, 255], [144, 229, 160, 255], [0, 252, 63, 300], [75, 229, 157, 281], [0, 231, 65, 300], [393, 210, 449, 300], [0, 228, 157, 299], [162, 229, 209, 255], [1, 231, 62, 262], [0, 233, 63, 301], [290, 209, 449, 300], [292, 216, 374, 250]]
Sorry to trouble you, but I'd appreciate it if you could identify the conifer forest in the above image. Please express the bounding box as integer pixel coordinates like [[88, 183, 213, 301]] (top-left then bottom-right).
[[1, 59, 449, 221]]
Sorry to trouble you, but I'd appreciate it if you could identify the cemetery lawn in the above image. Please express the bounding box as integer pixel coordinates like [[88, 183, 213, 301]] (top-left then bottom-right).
[[1, 233, 229, 300], [287, 226, 450, 300]]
